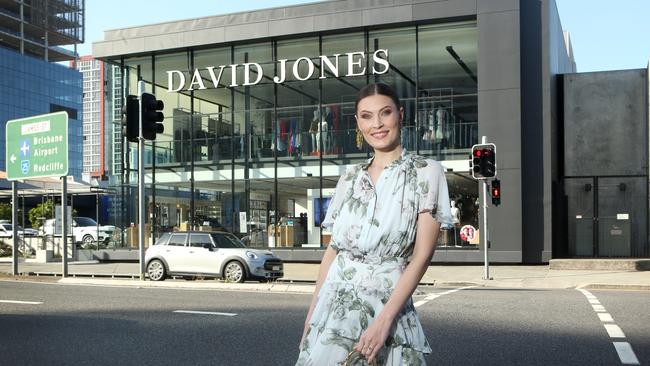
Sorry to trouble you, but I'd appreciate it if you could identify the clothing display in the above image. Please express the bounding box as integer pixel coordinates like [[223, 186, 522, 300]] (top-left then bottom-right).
[[435, 107, 448, 142], [296, 149, 453, 366], [275, 118, 302, 155]]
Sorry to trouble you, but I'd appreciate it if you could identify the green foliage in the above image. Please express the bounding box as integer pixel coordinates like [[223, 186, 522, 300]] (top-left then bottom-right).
[[0, 203, 11, 221], [28, 200, 54, 229]]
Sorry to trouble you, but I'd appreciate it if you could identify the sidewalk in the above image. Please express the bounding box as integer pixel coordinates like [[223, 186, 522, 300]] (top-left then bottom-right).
[[1, 260, 649, 291]]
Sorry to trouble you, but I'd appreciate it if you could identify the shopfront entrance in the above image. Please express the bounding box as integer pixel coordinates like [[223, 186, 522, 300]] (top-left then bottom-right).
[[565, 176, 648, 258]]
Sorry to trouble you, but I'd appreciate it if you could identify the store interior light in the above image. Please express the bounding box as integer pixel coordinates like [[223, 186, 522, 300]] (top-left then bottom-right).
[[446, 45, 477, 83]]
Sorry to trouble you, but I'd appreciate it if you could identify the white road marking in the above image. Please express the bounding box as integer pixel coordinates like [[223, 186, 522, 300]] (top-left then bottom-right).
[[173, 310, 237, 317], [613, 342, 641, 365], [592, 304, 606, 312], [577, 289, 640, 365], [0, 300, 43, 305], [414, 286, 476, 308], [604, 324, 626, 338], [597, 313, 614, 322]]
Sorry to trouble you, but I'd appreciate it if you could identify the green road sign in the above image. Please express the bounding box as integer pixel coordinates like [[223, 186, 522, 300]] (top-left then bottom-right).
[[5, 111, 68, 180]]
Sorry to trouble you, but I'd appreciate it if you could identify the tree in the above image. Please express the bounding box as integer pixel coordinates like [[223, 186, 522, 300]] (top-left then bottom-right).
[[28, 200, 55, 229], [27, 200, 78, 229], [0, 203, 11, 221]]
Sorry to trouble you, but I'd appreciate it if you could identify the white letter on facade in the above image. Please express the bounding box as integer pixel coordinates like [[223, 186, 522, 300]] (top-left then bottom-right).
[[273, 59, 288, 84], [346, 51, 366, 77], [230, 64, 239, 87], [206, 66, 226, 88], [243, 63, 264, 86], [188, 68, 206, 91], [319, 54, 340, 79], [167, 70, 186, 92], [293, 57, 315, 81], [372, 49, 390, 74]]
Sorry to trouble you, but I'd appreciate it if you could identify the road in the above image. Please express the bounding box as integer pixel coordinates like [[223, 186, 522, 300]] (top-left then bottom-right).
[[0, 280, 647, 365]]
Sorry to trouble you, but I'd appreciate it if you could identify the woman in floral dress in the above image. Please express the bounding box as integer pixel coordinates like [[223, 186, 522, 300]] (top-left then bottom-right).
[[296, 83, 453, 365]]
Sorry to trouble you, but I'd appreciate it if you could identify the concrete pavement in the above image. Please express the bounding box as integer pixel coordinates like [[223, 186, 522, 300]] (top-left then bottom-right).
[[1, 259, 649, 291]]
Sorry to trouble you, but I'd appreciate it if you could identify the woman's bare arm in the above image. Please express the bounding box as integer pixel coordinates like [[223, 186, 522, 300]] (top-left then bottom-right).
[[300, 244, 338, 348]]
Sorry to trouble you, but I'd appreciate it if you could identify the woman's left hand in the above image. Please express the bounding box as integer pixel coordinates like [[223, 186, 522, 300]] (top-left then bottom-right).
[[353, 316, 392, 364]]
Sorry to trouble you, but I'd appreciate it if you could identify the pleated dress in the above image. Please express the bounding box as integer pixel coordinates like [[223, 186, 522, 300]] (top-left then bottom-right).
[[296, 149, 453, 366]]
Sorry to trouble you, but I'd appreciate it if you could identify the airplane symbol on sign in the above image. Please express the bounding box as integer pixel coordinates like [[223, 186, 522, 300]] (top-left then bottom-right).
[[20, 140, 30, 157]]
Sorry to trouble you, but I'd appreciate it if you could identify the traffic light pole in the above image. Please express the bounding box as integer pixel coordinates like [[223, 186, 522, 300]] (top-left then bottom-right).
[[482, 178, 491, 280], [480, 135, 492, 280], [138, 80, 146, 281]]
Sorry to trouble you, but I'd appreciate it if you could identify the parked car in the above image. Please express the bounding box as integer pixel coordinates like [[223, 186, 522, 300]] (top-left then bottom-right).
[[0, 223, 37, 237], [40, 217, 117, 246], [144, 231, 284, 283]]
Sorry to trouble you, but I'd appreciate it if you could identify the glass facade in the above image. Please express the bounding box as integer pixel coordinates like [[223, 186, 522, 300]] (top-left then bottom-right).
[[106, 21, 480, 250], [0, 46, 83, 178]]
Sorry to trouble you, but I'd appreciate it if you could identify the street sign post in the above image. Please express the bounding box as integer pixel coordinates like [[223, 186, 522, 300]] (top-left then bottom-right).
[[5, 111, 68, 180], [5, 111, 69, 277]]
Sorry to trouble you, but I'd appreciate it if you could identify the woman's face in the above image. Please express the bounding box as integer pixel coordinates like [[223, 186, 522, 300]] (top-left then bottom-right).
[[356, 94, 403, 153]]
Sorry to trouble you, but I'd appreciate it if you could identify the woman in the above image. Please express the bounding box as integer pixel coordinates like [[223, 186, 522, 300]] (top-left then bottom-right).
[[296, 83, 452, 365]]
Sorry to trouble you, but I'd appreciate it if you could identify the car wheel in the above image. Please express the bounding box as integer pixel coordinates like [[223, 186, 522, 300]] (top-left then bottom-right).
[[82, 234, 94, 246], [147, 259, 166, 281], [224, 261, 245, 283]]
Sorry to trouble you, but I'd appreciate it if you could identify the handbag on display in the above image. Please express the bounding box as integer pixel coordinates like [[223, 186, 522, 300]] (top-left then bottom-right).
[[309, 120, 319, 133]]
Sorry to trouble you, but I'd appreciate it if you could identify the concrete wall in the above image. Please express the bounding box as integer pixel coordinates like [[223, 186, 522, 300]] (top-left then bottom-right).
[[563, 69, 649, 258], [564, 70, 648, 177], [540, 0, 576, 262], [94, 0, 479, 58]]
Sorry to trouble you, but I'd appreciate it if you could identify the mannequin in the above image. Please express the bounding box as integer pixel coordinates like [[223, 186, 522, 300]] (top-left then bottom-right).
[[310, 109, 319, 153], [317, 118, 328, 153], [450, 200, 461, 247]]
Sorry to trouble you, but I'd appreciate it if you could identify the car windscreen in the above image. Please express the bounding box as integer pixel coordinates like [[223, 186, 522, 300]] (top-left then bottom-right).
[[211, 233, 246, 249], [154, 232, 171, 245], [74, 217, 98, 227]]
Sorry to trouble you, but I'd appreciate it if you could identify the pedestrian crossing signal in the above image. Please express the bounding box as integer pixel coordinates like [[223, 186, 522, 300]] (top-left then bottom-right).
[[491, 179, 501, 206]]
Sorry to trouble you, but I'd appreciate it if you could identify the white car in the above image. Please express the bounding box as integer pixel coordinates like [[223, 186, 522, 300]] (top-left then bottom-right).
[[0, 223, 37, 237], [145, 231, 284, 283], [40, 217, 117, 246]]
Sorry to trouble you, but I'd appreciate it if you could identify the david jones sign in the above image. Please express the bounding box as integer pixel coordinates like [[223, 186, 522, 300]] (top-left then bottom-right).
[[167, 49, 390, 92]]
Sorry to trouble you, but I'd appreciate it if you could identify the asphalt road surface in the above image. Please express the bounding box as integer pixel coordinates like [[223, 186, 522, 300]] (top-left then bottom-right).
[[0, 280, 647, 365]]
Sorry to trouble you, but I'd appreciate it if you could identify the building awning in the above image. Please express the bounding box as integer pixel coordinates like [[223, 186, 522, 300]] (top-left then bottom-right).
[[0, 172, 112, 197]]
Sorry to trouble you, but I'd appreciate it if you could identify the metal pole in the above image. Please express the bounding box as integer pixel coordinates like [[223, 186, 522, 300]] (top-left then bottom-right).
[[482, 179, 491, 280], [11, 181, 18, 275], [61, 177, 68, 278], [96, 192, 100, 250], [481, 135, 492, 280], [138, 80, 145, 280]]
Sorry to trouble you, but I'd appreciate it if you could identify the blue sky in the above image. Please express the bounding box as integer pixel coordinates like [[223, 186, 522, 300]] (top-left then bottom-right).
[[77, 0, 650, 72]]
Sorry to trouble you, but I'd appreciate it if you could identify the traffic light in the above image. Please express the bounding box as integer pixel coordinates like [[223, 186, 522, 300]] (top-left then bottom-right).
[[471, 143, 497, 179], [491, 178, 501, 206], [121, 95, 139, 143], [141, 92, 165, 140]]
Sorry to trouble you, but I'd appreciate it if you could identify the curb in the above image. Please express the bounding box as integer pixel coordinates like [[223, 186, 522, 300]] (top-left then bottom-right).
[[577, 283, 650, 291], [57, 277, 316, 294]]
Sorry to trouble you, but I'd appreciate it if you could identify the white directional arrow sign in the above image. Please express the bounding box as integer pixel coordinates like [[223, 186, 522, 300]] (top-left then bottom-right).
[[10, 154, 16, 164]]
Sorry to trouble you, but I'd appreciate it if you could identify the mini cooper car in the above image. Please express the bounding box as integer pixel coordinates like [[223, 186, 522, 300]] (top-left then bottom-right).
[[144, 231, 284, 283]]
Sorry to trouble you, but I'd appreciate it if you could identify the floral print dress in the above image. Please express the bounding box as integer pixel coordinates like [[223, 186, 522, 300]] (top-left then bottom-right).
[[296, 149, 453, 366]]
